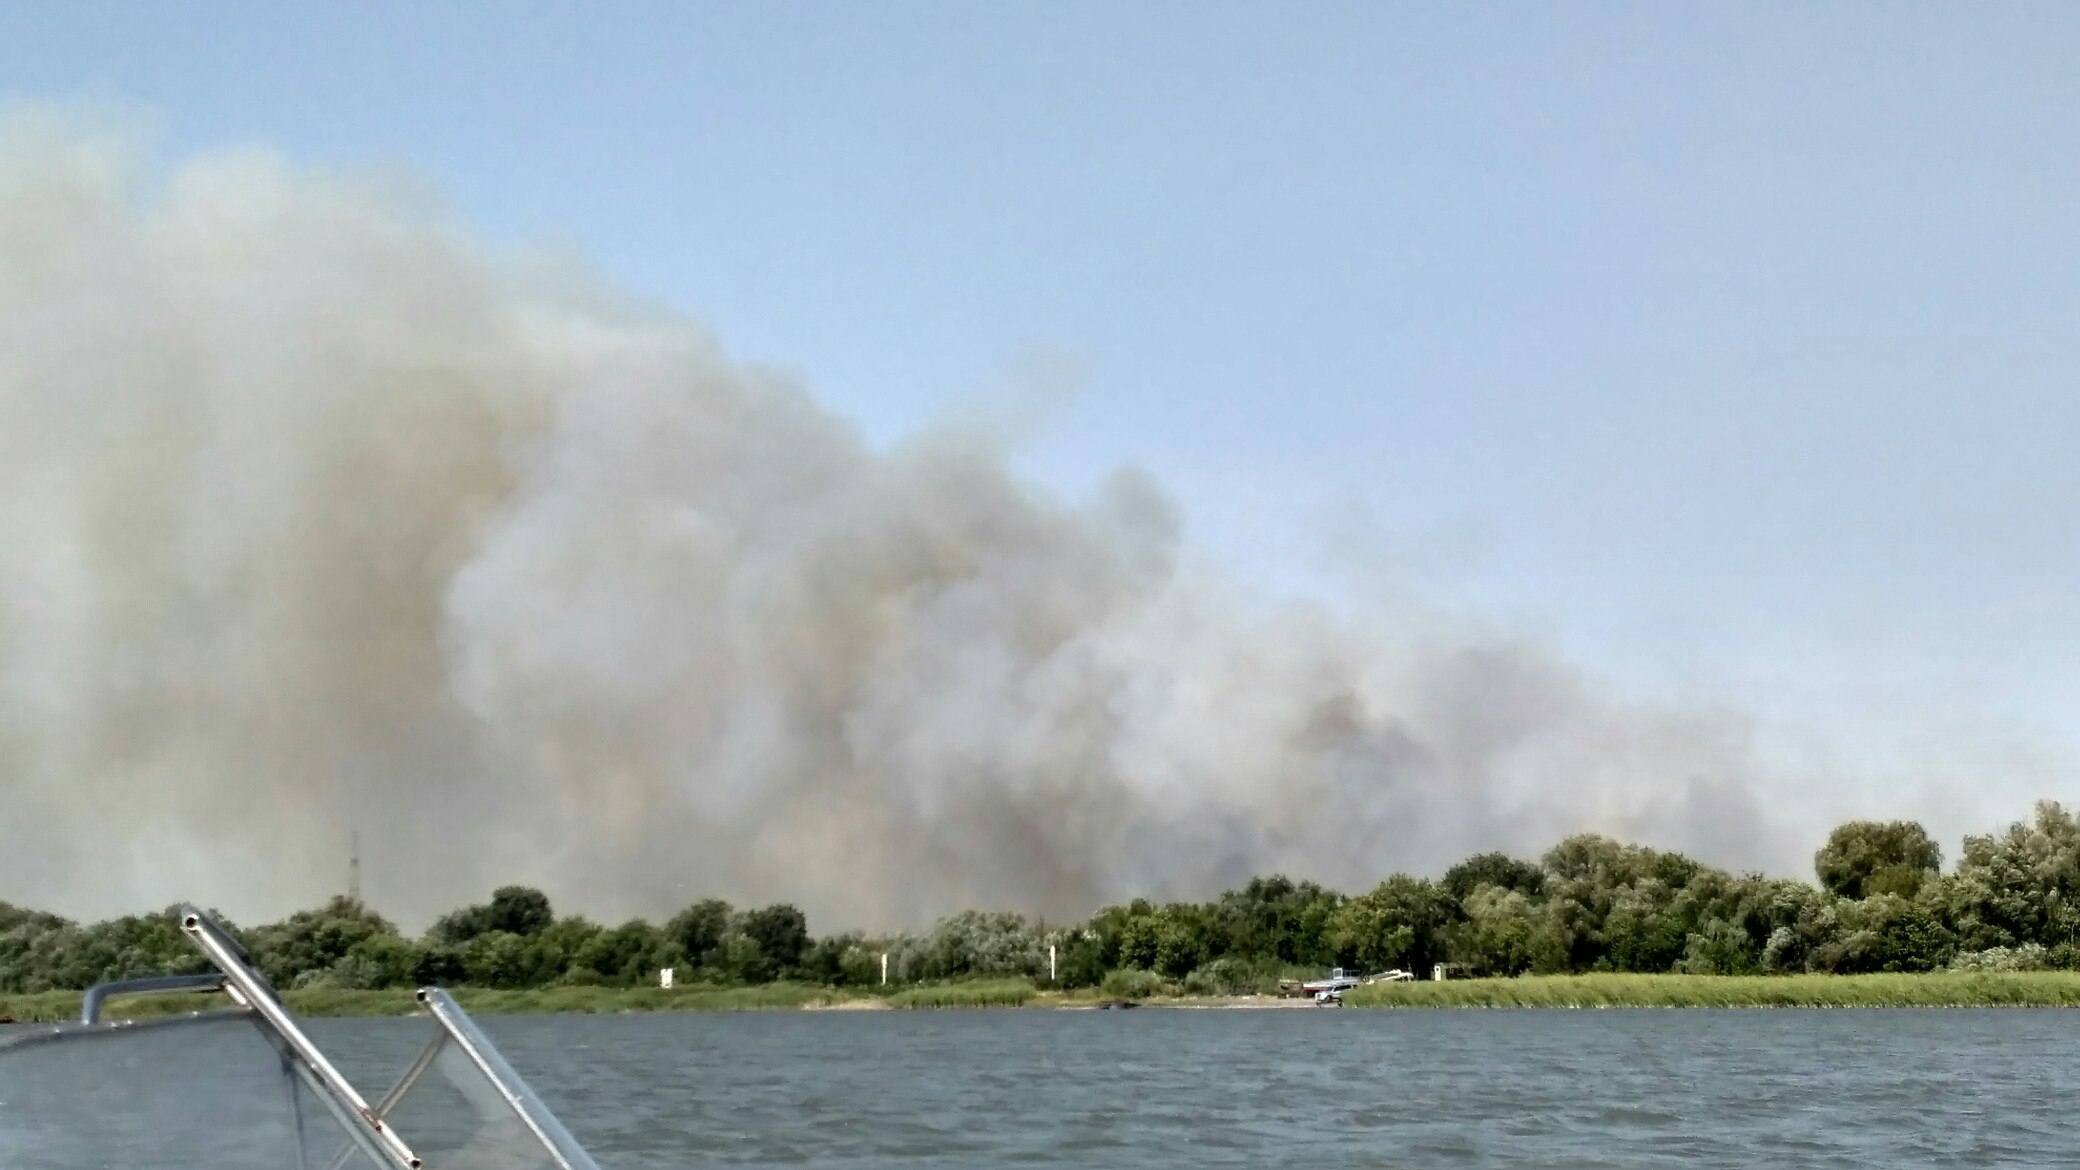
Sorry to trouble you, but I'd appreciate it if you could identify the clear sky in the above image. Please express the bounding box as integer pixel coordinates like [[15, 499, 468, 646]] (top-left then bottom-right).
[[5, 2, 2078, 826]]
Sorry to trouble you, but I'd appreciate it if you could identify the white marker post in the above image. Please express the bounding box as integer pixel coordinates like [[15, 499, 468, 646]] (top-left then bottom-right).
[[881, 953, 889, 986], [661, 967, 675, 989], [1049, 943, 1057, 983]]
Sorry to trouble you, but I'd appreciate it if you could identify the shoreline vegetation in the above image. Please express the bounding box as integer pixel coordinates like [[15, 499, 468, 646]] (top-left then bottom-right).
[[16, 805, 2080, 1019], [15, 972, 2080, 1024]]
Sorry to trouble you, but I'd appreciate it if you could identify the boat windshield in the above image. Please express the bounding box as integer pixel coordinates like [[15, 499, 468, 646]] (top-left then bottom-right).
[[0, 1011, 392, 1170], [368, 990, 600, 1170], [0, 907, 602, 1170]]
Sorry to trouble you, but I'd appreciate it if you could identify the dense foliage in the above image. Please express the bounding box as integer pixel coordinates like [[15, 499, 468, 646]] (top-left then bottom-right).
[[13, 804, 2080, 994]]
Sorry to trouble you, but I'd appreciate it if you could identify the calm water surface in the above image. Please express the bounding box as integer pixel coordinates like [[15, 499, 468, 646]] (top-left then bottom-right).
[[9, 1008, 2078, 1167], [420, 1009, 2073, 1168]]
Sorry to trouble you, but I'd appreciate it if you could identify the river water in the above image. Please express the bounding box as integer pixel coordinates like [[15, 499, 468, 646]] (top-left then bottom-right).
[[7, 1007, 2077, 1167]]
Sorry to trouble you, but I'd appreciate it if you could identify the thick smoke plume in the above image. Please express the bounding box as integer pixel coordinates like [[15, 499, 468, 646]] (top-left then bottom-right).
[[0, 118, 1794, 929]]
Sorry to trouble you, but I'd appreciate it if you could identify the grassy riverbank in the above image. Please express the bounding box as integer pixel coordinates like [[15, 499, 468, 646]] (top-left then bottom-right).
[[0, 978, 1044, 1023], [15, 972, 2080, 1023], [1343, 971, 2080, 1008]]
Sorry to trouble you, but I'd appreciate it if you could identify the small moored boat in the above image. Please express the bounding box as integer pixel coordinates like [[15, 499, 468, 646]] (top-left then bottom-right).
[[1276, 966, 1420, 1004]]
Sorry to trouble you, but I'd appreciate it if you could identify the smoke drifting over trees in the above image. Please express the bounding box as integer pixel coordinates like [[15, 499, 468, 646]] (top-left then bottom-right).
[[12, 805, 2080, 997], [0, 114, 1800, 928]]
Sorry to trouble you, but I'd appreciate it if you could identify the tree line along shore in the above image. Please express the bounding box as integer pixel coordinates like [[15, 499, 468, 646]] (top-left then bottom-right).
[[11, 802, 2080, 1019], [13, 971, 2080, 1023]]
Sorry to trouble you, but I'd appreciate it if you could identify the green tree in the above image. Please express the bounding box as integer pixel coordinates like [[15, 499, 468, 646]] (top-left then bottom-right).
[[1537, 836, 1760, 973], [735, 905, 809, 981], [1444, 885, 1562, 976], [0, 910, 212, 993], [1808, 893, 1952, 973], [0, 902, 69, 936], [1944, 802, 2080, 951], [525, 916, 606, 983], [1815, 821, 1942, 900], [1116, 909, 1162, 970], [1329, 876, 1454, 973], [1602, 880, 1690, 972], [1077, 902, 1141, 972], [1205, 876, 1343, 966], [1678, 920, 1758, 975], [896, 911, 1048, 981], [1540, 834, 1655, 970], [1442, 852, 1546, 904], [430, 886, 555, 944], [797, 933, 881, 986], [666, 900, 732, 969], [460, 931, 533, 988], [487, 886, 555, 935], [1153, 914, 1207, 977], [714, 932, 768, 983], [1756, 880, 1834, 973], [412, 944, 467, 986], [246, 898, 399, 987], [322, 934, 424, 989], [570, 919, 674, 985]]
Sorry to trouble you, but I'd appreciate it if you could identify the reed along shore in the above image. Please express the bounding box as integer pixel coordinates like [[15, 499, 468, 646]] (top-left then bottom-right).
[[16, 972, 2080, 1023], [0, 978, 1046, 1023], [1340, 970, 2080, 1008]]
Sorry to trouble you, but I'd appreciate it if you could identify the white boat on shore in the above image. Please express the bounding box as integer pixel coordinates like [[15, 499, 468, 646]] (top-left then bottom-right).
[[1280, 966, 1419, 1004]]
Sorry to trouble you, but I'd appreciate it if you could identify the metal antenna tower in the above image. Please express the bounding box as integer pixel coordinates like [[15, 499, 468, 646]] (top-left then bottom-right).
[[349, 829, 362, 904]]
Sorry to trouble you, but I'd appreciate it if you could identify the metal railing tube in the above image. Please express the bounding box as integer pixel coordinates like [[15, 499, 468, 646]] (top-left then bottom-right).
[[178, 907, 423, 1170]]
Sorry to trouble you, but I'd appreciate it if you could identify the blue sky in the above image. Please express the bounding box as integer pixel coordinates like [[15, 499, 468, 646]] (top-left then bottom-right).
[[7, 2, 2080, 816]]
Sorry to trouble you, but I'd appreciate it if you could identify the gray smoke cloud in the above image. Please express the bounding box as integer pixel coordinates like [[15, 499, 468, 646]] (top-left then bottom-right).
[[0, 115, 1798, 930]]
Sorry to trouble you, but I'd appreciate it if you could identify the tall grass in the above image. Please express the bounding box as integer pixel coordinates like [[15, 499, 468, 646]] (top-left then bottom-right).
[[444, 982, 848, 1014], [20, 972, 2080, 1022], [886, 979, 1036, 1008], [0, 990, 97, 1024], [0, 982, 865, 1022], [0, 979, 1044, 1022], [1342, 971, 2080, 1008]]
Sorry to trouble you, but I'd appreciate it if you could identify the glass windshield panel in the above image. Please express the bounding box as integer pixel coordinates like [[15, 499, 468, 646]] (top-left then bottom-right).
[[0, 1014, 385, 1170], [380, 1037, 568, 1170], [428, 994, 601, 1170]]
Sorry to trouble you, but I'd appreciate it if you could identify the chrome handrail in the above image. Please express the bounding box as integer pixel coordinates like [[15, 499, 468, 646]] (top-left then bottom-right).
[[79, 973, 229, 1024], [179, 907, 424, 1170]]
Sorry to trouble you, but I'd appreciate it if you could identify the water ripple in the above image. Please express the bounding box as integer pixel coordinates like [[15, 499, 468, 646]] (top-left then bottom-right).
[[16, 1007, 2074, 1168]]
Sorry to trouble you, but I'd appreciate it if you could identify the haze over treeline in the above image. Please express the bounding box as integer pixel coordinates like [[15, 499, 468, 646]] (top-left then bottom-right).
[[0, 111, 1917, 930], [7, 808, 2080, 997]]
